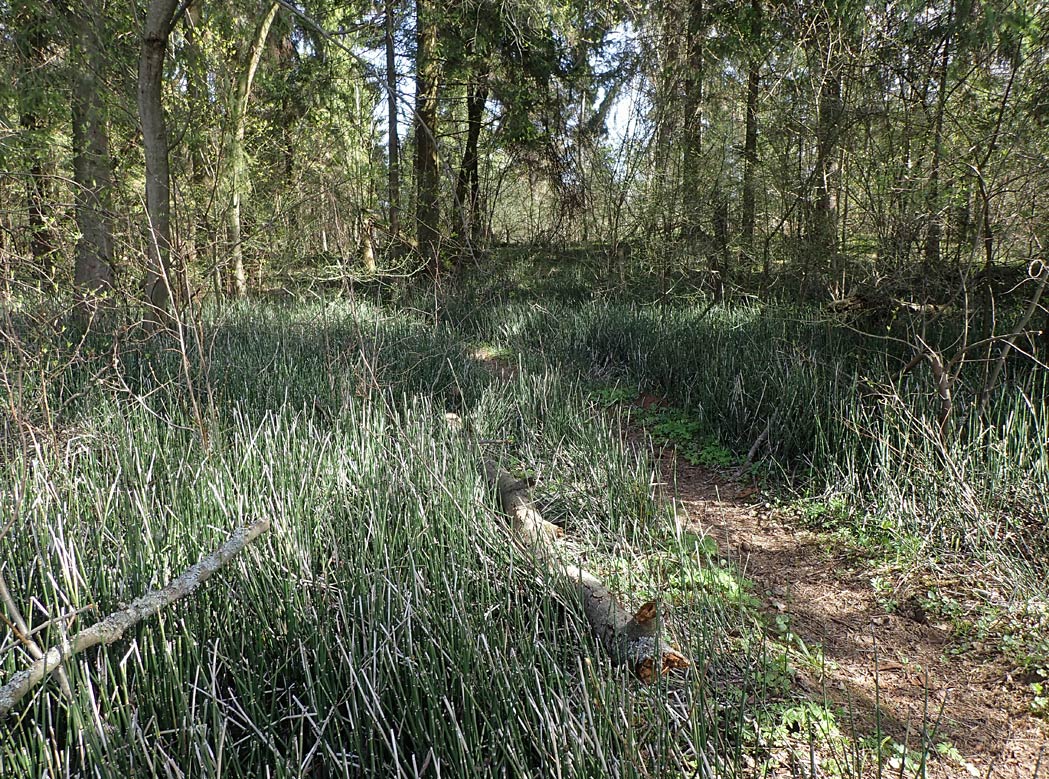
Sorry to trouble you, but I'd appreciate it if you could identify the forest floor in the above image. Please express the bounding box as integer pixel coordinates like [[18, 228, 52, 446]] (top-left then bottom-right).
[[658, 445, 1048, 778], [474, 345, 1046, 777]]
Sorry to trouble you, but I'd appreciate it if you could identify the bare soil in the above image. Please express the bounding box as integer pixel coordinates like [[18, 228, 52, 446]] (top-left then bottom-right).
[[661, 448, 1048, 778]]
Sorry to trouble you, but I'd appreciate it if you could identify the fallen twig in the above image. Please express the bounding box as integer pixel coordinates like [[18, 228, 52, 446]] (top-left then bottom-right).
[[0, 519, 270, 717]]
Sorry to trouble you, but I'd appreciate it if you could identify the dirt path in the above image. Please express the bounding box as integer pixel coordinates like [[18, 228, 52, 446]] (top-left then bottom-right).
[[468, 349, 1046, 776], [661, 450, 1047, 778]]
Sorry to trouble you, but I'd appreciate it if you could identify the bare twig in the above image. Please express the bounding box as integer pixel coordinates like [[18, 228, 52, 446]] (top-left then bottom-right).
[[0, 519, 270, 717], [925, 349, 953, 437], [744, 421, 771, 466], [902, 336, 954, 439], [0, 572, 73, 701]]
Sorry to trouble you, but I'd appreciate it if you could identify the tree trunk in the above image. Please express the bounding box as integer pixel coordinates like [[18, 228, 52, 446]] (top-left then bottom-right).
[[924, 2, 953, 275], [14, 0, 57, 289], [138, 0, 180, 325], [455, 68, 488, 249], [414, 0, 441, 273], [652, 4, 681, 261], [71, 2, 115, 316], [740, 0, 761, 256], [359, 214, 377, 274], [385, 0, 401, 257], [228, 3, 280, 298], [712, 188, 728, 298], [182, 3, 214, 300], [681, 0, 705, 239], [810, 69, 842, 272]]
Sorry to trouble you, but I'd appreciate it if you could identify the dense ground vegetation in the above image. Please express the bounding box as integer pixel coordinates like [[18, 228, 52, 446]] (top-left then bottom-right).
[[2, 258, 1048, 775], [2, 296, 744, 776], [2, 0, 1048, 775]]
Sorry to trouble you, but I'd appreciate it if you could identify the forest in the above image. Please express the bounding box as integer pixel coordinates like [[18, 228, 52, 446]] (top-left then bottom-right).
[[1, 0, 1047, 776]]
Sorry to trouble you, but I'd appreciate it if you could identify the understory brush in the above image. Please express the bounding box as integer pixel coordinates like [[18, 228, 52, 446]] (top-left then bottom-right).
[[3, 294, 1041, 776], [445, 294, 1049, 672], [1, 300, 789, 777]]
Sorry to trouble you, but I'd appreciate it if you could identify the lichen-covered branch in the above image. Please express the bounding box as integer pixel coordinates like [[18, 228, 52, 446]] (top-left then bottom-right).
[[484, 459, 689, 681], [0, 519, 271, 717], [483, 460, 563, 547]]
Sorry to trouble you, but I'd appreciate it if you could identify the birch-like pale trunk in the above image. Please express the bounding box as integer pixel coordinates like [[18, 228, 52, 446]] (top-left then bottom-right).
[[138, 0, 179, 326], [228, 3, 280, 298]]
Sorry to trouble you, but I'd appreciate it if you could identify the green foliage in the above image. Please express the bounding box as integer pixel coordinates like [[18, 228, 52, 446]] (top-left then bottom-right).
[[4, 290, 1046, 775], [590, 386, 741, 468], [0, 299, 759, 777], [445, 288, 1049, 680], [589, 382, 636, 406], [784, 495, 851, 528]]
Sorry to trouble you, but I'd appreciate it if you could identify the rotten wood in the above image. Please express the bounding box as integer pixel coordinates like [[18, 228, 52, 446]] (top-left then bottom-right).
[[0, 519, 270, 717], [484, 459, 689, 681]]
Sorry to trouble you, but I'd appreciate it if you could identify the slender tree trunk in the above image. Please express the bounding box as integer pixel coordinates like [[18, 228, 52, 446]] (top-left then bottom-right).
[[228, 3, 280, 298], [385, 0, 401, 256], [713, 188, 728, 298], [361, 215, 377, 274], [139, 0, 180, 325], [681, 0, 704, 238], [414, 0, 441, 272], [273, 31, 299, 266], [455, 68, 488, 249], [182, 3, 212, 298], [71, 2, 115, 314], [652, 4, 681, 259], [14, 1, 56, 289], [924, 3, 953, 275], [811, 68, 842, 272], [740, 0, 761, 256], [467, 80, 487, 245]]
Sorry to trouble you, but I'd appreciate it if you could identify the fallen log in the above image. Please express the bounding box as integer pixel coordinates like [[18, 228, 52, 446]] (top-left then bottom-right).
[[0, 519, 271, 718], [484, 459, 689, 681]]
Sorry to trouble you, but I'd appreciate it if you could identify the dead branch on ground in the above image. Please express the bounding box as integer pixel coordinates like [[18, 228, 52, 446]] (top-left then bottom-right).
[[484, 459, 689, 681], [0, 519, 270, 717]]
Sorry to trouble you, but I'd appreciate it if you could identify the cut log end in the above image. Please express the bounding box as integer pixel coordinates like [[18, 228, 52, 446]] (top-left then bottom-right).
[[626, 636, 691, 683], [634, 651, 692, 683], [484, 458, 691, 683]]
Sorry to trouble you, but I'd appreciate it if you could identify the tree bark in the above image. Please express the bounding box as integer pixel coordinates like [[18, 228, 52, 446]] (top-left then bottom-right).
[[414, 0, 441, 273], [227, 3, 280, 298], [484, 460, 689, 680], [740, 0, 761, 256], [71, 2, 115, 316], [681, 0, 705, 239], [810, 69, 842, 271], [712, 188, 729, 297], [138, 0, 180, 326], [0, 519, 270, 718], [455, 69, 488, 249], [924, 2, 953, 274], [385, 0, 401, 257], [182, 2, 214, 300], [14, 0, 57, 289]]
